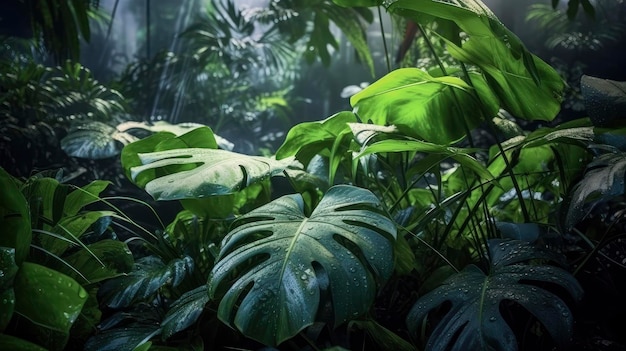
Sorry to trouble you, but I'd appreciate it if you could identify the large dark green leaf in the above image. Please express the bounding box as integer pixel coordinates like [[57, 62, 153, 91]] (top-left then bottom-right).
[[130, 148, 295, 200], [13, 262, 88, 350], [565, 152, 626, 230], [406, 239, 583, 351], [350, 68, 486, 144], [0, 168, 31, 264], [209, 185, 397, 346], [387, 0, 565, 121], [161, 285, 209, 339], [581, 75, 626, 127], [99, 256, 194, 309], [0, 247, 18, 331], [84, 324, 161, 351]]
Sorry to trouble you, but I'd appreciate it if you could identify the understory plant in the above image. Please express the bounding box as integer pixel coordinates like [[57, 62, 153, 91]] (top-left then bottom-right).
[[90, 0, 626, 350], [3, 0, 626, 350]]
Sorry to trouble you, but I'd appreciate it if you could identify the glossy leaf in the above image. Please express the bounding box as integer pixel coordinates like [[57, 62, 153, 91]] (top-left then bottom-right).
[[406, 239, 583, 351], [84, 324, 161, 351], [13, 262, 88, 350], [0, 247, 18, 331], [99, 256, 194, 309], [356, 139, 495, 183], [0, 168, 31, 264], [209, 185, 397, 346], [64, 180, 111, 217], [130, 148, 294, 200], [351, 68, 485, 144], [388, 0, 565, 121], [161, 285, 209, 339], [581, 75, 626, 127], [565, 152, 626, 229], [39, 210, 117, 257], [276, 111, 357, 163], [56, 239, 134, 284]]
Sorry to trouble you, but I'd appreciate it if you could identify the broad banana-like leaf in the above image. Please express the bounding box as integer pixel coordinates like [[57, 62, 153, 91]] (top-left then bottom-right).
[[130, 148, 295, 200], [406, 239, 583, 351], [209, 185, 397, 346], [387, 0, 565, 121], [351, 68, 486, 144]]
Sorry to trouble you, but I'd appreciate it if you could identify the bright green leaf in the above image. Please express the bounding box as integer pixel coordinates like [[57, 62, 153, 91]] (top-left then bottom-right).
[[13, 262, 88, 350], [351, 68, 484, 144], [388, 0, 565, 121]]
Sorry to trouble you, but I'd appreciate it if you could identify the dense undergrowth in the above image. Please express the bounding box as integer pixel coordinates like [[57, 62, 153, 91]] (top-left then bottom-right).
[[1, 0, 626, 350]]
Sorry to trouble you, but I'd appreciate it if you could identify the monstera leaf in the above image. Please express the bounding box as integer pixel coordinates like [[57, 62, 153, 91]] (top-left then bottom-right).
[[406, 239, 583, 351], [130, 148, 295, 200], [209, 185, 397, 346]]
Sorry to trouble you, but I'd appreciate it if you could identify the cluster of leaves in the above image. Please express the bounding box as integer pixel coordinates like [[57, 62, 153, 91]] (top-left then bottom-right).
[[3, 0, 626, 350], [0, 168, 134, 350]]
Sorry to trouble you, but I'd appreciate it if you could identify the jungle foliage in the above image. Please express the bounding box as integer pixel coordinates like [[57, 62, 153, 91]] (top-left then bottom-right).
[[2, 0, 626, 350]]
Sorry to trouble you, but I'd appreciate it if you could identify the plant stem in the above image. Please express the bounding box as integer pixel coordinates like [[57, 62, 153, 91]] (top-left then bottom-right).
[[378, 6, 391, 74]]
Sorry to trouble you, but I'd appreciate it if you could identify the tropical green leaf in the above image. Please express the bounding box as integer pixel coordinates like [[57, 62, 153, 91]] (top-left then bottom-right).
[[564, 152, 626, 229], [276, 111, 357, 163], [209, 185, 397, 346], [99, 256, 194, 309], [84, 324, 161, 351], [387, 0, 565, 121], [130, 148, 295, 200], [356, 139, 495, 182], [64, 180, 111, 217], [39, 210, 116, 257], [0, 247, 18, 331], [13, 262, 88, 350], [0, 168, 31, 264], [406, 239, 583, 351], [581, 75, 626, 127], [351, 68, 486, 144], [161, 285, 209, 339], [322, 3, 375, 76], [56, 240, 134, 284]]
